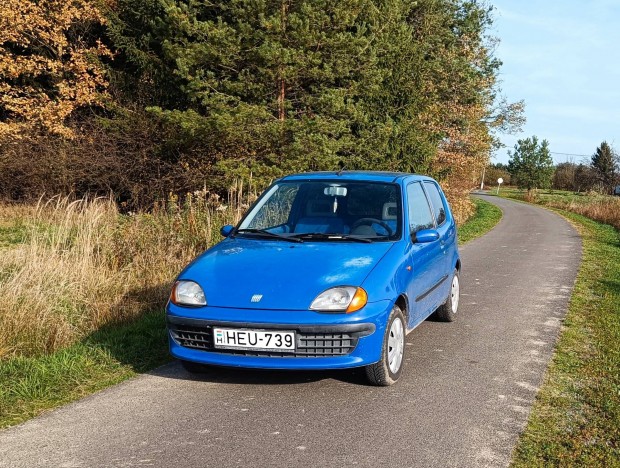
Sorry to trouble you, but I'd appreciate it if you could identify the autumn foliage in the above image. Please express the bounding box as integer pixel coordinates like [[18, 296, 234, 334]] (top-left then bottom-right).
[[0, 0, 109, 138], [0, 0, 523, 220]]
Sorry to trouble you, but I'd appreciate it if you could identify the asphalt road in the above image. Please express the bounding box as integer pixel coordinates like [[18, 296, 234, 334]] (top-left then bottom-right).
[[0, 195, 582, 468]]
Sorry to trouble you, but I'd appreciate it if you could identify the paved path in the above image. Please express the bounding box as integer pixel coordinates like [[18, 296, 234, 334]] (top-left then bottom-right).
[[0, 195, 582, 468]]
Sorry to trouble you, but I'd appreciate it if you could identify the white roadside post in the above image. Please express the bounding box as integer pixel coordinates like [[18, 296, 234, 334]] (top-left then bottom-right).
[[496, 177, 503, 195]]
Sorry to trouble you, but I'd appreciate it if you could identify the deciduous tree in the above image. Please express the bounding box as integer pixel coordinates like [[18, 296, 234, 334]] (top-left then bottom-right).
[[0, 0, 525, 219], [484, 163, 511, 187], [0, 0, 110, 138]]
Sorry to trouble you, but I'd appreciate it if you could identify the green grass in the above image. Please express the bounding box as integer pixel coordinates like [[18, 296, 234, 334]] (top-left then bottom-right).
[[0, 196, 502, 429], [458, 197, 503, 244], [0, 312, 170, 429], [0, 224, 26, 248], [511, 211, 620, 465]]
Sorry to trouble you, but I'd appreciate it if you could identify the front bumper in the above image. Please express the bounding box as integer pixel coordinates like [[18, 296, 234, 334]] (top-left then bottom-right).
[[166, 300, 392, 370]]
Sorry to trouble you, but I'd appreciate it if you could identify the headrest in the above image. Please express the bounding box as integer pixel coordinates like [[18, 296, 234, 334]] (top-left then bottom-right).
[[382, 202, 397, 220], [306, 199, 335, 217]]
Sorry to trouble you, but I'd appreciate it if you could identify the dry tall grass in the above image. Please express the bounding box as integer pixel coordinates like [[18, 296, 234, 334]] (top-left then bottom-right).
[[1, 178, 479, 359], [566, 197, 620, 230], [547, 197, 620, 231], [0, 187, 250, 359], [503, 189, 620, 232]]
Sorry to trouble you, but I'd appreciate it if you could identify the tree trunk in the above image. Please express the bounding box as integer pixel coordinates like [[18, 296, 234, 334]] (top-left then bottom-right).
[[278, 1, 287, 121], [278, 74, 285, 121]]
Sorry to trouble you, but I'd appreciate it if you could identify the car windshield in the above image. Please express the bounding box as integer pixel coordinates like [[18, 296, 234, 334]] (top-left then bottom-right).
[[237, 180, 402, 241]]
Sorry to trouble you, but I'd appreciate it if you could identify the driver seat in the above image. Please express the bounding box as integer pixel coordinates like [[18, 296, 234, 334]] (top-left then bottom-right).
[[350, 202, 397, 236], [293, 200, 345, 234]]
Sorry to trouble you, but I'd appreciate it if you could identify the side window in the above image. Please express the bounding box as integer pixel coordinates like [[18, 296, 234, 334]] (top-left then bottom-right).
[[424, 182, 447, 226], [406, 182, 435, 233]]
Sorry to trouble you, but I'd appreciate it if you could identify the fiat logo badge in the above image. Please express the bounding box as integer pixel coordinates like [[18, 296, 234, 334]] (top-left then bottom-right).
[[251, 294, 263, 303]]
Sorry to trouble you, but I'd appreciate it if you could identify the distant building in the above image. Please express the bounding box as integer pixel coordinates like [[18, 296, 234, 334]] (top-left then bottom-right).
[[614, 185, 620, 196]]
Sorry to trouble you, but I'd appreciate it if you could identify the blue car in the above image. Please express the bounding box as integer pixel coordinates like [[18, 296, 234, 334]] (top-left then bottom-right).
[[167, 171, 461, 385]]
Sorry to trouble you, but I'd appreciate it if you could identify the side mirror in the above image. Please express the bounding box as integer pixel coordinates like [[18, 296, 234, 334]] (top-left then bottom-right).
[[412, 228, 439, 244], [220, 225, 234, 237]]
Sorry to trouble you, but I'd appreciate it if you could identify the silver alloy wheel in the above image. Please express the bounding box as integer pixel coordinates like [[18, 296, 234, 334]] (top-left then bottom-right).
[[387, 317, 404, 374], [451, 274, 460, 313]]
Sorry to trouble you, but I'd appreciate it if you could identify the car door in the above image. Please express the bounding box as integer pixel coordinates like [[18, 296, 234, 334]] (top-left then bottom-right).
[[404, 182, 445, 326], [422, 181, 455, 306]]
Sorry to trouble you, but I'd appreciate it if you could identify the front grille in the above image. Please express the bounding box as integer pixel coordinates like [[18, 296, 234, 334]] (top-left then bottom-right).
[[169, 324, 358, 357], [172, 325, 213, 350], [296, 334, 356, 356]]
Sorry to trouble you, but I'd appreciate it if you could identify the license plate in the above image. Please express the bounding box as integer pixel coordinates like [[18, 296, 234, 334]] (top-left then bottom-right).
[[213, 328, 296, 352]]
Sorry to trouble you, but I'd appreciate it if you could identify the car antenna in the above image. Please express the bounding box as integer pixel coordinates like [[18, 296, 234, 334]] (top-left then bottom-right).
[[336, 161, 346, 176]]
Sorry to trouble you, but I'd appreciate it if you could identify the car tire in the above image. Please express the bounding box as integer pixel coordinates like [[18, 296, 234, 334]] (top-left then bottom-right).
[[365, 304, 406, 386], [433, 268, 460, 322], [180, 359, 209, 374]]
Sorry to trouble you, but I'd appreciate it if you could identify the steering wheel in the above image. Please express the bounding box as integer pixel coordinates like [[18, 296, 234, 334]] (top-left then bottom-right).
[[350, 218, 394, 236]]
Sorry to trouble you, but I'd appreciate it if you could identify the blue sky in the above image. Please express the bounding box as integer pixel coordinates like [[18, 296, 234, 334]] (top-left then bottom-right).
[[490, 0, 620, 165]]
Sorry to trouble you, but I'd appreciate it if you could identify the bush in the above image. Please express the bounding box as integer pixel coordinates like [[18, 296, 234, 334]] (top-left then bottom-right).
[[0, 114, 244, 210], [484, 165, 511, 187]]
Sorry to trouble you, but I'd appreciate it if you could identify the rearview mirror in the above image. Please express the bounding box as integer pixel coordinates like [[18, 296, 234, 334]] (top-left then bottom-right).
[[323, 186, 347, 197], [412, 229, 439, 244]]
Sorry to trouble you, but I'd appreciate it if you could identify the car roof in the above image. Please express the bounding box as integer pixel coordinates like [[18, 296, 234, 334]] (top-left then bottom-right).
[[279, 171, 435, 183]]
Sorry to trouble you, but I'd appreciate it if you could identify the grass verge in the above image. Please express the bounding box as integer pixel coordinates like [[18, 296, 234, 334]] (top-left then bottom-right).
[[508, 211, 620, 464], [0, 196, 502, 429], [0, 312, 170, 429], [457, 197, 502, 244], [500, 187, 620, 231]]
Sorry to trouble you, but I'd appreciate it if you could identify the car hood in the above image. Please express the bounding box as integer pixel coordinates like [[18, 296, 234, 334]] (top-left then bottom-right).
[[179, 238, 394, 310]]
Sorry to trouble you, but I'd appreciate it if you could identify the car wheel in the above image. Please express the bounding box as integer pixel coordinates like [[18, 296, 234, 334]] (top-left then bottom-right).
[[434, 268, 460, 322], [365, 304, 406, 386], [180, 359, 209, 374]]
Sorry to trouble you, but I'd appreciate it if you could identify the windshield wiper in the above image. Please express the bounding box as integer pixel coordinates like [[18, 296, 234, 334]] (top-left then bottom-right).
[[291, 233, 373, 243], [234, 228, 303, 243]]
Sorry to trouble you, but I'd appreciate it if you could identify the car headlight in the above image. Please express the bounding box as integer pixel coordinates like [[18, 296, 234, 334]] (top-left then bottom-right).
[[170, 280, 207, 307], [309, 286, 368, 313]]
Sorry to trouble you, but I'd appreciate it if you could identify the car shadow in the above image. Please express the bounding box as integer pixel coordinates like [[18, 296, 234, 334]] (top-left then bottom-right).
[[148, 358, 371, 386], [83, 283, 372, 387], [80, 284, 172, 373]]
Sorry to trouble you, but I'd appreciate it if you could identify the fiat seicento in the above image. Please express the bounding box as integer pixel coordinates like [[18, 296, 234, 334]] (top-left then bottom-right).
[[167, 171, 461, 385]]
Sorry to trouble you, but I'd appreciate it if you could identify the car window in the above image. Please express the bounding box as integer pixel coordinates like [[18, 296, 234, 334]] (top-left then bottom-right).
[[406, 182, 435, 233], [424, 182, 447, 226], [245, 184, 299, 230], [346, 184, 400, 217], [239, 181, 402, 240]]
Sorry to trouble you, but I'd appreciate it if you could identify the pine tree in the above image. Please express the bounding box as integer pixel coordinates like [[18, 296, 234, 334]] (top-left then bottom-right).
[[508, 136, 554, 191], [101, 0, 524, 209], [591, 141, 618, 193]]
